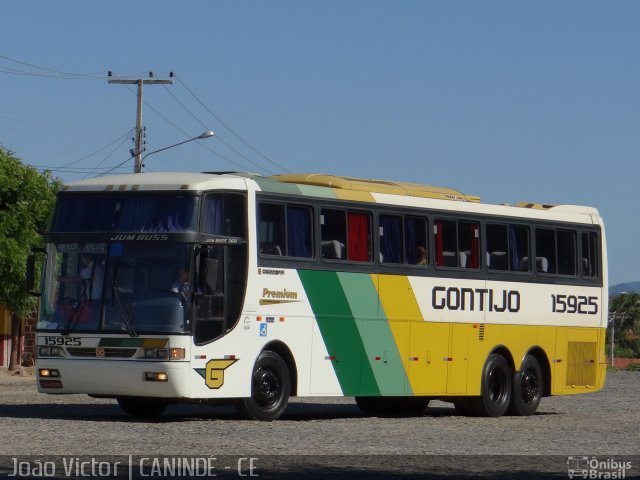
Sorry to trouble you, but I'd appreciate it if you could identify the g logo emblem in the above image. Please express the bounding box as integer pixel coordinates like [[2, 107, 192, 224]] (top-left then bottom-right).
[[205, 359, 238, 389]]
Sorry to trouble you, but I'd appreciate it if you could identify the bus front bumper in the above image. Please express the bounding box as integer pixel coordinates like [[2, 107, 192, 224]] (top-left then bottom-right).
[[36, 359, 191, 398]]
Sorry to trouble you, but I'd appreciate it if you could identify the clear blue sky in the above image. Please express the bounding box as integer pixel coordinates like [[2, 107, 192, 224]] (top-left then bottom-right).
[[1, 1, 638, 285]]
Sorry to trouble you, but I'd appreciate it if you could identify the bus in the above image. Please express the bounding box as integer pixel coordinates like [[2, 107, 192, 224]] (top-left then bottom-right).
[[29, 171, 608, 421]]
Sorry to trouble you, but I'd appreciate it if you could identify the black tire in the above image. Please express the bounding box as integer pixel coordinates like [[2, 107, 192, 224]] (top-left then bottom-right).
[[507, 354, 543, 416], [469, 354, 512, 417], [116, 397, 168, 418], [236, 351, 290, 421], [355, 396, 429, 417]]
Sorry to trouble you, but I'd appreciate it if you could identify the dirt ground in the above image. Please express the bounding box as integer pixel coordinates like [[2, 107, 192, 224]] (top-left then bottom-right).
[[0, 366, 35, 385]]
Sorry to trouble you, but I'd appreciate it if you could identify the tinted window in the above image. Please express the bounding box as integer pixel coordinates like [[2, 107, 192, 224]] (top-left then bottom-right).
[[52, 194, 198, 233], [258, 203, 313, 258], [202, 193, 246, 237], [581, 232, 599, 278], [435, 219, 479, 269], [486, 224, 530, 272], [321, 208, 371, 262]]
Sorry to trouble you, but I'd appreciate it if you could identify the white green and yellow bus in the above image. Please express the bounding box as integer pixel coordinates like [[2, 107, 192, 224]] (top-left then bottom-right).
[[30, 172, 608, 420]]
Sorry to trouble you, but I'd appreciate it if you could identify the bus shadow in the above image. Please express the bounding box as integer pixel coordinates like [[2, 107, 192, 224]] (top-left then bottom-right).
[[0, 403, 235, 423], [0, 402, 559, 423]]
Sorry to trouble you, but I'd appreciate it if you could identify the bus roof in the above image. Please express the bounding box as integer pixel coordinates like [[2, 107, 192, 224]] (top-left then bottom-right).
[[60, 171, 600, 220], [271, 173, 481, 203]]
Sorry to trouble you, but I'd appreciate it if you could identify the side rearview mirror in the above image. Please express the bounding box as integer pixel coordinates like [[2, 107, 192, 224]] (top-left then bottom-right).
[[26, 248, 47, 296]]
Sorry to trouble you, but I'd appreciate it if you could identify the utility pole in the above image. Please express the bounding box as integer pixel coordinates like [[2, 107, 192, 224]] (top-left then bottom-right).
[[108, 72, 173, 173]]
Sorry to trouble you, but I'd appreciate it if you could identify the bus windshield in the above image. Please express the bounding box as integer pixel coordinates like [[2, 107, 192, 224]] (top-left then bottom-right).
[[50, 193, 198, 233], [38, 242, 193, 334]]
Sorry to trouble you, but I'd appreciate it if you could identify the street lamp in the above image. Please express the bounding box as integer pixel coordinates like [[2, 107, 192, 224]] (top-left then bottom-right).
[[137, 130, 215, 173]]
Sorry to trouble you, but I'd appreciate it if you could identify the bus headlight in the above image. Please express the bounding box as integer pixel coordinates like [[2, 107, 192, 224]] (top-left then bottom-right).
[[38, 346, 64, 357], [144, 372, 168, 382], [143, 348, 185, 360]]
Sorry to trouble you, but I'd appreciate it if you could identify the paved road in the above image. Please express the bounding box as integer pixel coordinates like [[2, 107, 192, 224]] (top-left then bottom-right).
[[0, 370, 638, 478]]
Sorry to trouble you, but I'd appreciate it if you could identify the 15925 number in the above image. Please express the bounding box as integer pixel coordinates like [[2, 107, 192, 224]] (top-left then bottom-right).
[[551, 295, 598, 315], [43, 337, 81, 346]]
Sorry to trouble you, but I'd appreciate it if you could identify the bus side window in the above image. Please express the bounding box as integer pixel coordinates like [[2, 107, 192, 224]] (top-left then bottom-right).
[[435, 220, 456, 267], [435, 219, 478, 269], [486, 224, 508, 271], [486, 224, 529, 272], [459, 221, 479, 269], [202, 193, 245, 236], [347, 212, 371, 262], [557, 229, 577, 276], [510, 225, 530, 272], [286, 205, 313, 258], [405, 215, 428, 266], [258, 203, 285, 256], [535, 228, 559, 274], [582, 232, 598, 278], [379, 214, 403, 264], [320, 209, 371, 262], [321, 209, 347, 260]]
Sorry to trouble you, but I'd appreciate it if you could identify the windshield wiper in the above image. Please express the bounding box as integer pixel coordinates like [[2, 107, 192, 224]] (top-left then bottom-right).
[[112, 280, 138, 337], [61, 281, 89, 336]]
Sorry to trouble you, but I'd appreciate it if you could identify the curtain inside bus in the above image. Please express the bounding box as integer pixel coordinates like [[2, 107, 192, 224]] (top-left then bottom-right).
[[202, 194, 246, 237], [347, 212, 370, 261], [51, 194, 198, 233], [287, 206, 312, 257], [380, 215, 402, 263]]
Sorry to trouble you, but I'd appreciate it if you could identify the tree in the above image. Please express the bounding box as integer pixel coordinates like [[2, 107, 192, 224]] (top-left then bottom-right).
[[609, 292, 640, 358], [0, 146, 61, 369]]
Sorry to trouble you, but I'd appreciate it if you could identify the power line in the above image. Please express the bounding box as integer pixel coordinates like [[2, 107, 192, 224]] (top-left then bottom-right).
[[162, 85, 276, 173], [161, 83, 276, 175], [174, 74, 292, 173], [29, 130, 135, 177], [98, 156, 135, 177], [82, 131, 134, 179], [32, 166, 129, 173], [0, 54, 292, 175], [131, 86, 260, 173], [56, 129, 135, 170], [0, 54, 105, 80], [162, 84, 209, 131]]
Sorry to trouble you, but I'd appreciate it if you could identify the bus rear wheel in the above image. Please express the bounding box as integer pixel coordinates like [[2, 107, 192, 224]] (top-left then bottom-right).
[[508, 354, 543, 416], [116, 397, 168, 418], [470, 354, 512, 417], [236, 351, 290, 421]]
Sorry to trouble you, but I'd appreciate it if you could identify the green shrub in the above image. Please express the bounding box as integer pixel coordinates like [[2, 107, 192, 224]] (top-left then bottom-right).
[[614, 346, 636, 358]]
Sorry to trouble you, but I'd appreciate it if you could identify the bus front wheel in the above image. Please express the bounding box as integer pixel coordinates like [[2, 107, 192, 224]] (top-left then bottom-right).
[[470, 354, 512, 417], [236, 351, 290, 421], [116, 397, 168, 418]]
